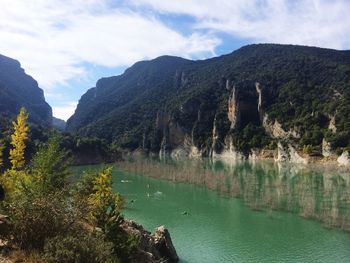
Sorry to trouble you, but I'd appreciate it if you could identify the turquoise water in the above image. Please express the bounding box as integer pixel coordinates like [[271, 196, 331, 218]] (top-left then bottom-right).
[[109, 161, 350, 263]]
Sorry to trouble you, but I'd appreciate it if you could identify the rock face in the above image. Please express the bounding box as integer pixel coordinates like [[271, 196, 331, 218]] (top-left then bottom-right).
[[0, 54, 52, 126], [322, 138, 333, 157], [337, 151, 350, 166], [67, 44, 350, 161], [275, 141, 307, 164], [227, 87, 240, 129], [121, 220, 178, 263], [328, 114, 337, 133]]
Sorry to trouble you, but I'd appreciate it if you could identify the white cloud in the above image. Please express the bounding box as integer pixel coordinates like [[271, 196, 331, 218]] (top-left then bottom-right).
[[2, 0, 349, 120], [52, 101, 78, 121], [0, 0, 220, 88], [132, 0, 350, 50]]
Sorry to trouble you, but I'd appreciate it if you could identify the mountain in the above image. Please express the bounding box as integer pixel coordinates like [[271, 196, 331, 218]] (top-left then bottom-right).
[[52, 117, 66, 131], [0, 54, 52, 126], [67, 44, 350, 160]]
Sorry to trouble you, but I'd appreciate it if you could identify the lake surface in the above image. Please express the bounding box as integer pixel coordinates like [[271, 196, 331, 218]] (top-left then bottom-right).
[[109, 159, 350, 263]]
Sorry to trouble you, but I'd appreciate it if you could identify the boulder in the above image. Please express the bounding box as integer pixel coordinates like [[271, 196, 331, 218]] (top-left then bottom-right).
[[337, 151, 350, 166], [121, 219, 178, 263], [154, 226, 178, 262]]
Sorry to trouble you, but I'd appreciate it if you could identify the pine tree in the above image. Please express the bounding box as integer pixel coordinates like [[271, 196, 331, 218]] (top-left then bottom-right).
[[9, 107, 29, 170]]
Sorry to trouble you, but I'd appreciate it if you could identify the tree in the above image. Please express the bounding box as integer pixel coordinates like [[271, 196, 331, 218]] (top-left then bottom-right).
[[0, 139, 4, 168], [30, 133, 71, 192], [87, 166, 123, 226], [9, 108, 29, 170]]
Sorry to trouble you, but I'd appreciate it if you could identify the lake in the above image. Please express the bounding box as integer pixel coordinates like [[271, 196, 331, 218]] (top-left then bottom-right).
[[80, 159, 350, 262]]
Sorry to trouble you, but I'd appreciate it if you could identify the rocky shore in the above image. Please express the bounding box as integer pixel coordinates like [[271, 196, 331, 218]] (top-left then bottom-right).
[[121, 220, 178, 263], [0, 215, 179, 263]]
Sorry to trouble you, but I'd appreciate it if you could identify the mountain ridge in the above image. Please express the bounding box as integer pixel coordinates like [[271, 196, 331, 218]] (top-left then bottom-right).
[[0, 53, 52, 126], [67, 44, 350, 161]]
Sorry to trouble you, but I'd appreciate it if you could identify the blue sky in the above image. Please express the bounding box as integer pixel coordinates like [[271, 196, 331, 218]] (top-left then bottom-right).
[[0, 0, 350, 120]]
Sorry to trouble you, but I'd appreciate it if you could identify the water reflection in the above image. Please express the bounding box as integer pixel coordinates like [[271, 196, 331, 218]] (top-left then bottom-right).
[[117, 158, 350, 231]]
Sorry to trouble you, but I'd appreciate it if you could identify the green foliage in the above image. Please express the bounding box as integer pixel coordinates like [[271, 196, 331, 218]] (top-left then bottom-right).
[[74, 168, 137, 262], [103, 211, 139, 263], [231, 123, 271, 152], [0, 124, 136, 262], [75, 167, 123, 227], [325, 131, 350, 148], [88, 167, 122, 226], [67, 44, 350, 153], [303, 145, 313, 154], [0, 139, 4, 168], [30, 133, 71, 192], [44, 232, 118, 263], [2, 190, 76, 250]]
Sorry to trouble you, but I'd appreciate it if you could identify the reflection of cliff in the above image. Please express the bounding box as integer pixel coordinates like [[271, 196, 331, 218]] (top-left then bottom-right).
[[117, 158, 350, 231]]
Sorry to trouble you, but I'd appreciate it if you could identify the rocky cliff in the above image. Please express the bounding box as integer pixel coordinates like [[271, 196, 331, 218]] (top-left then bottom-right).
[[0, 54, 52, 126], [67, 44, 350, 164]]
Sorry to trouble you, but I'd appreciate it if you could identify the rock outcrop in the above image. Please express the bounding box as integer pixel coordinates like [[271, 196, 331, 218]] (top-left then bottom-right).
[[322, 138, 333, 157], [275, 141, 307, 164], [262, 114, 300, 139], [212, 136, 245, 160], [337, 151, 350, 166], [328, 114, 337, 133], [227, 87, 240, 129], [121, 220, 178, 263]]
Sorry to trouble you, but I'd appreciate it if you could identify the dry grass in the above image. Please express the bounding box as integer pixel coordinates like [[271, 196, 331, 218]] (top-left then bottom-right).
[[0, 250, 44, 263]]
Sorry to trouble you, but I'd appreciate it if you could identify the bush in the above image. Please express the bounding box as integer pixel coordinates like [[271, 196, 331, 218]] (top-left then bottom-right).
[[1, 190, 76, 250], [303, 145, 312, 154], [0, 119, 136, 262], [44, 232, 118, 263], [30, 133, 71, 192]]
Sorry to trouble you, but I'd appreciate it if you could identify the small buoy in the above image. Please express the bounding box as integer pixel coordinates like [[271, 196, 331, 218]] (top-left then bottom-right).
[[147, 193, 150, 197]]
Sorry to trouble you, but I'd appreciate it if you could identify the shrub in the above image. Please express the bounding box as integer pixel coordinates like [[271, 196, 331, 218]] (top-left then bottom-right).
[[43, 232, 118, 263], [0, 112, 136, 262], [1, 190, 76, 250], [303, 145, 313, 154], [30, 133, 71, 192]]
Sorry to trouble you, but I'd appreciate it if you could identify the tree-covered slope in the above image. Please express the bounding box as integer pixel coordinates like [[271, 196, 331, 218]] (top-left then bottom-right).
[[0, 54, 52, 126], [67, 44, 350, 156]]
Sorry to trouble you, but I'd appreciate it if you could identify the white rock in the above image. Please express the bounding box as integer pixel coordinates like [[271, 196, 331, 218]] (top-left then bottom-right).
[[337, 151, 350, 166]]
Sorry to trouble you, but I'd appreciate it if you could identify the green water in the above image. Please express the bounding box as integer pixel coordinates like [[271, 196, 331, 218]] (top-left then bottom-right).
[[76, 161, 350, 262]]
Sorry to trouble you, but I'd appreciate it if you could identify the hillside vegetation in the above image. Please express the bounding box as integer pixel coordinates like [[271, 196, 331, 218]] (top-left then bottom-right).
[[0, 54, 52, 126], [67, 44, 350, 156]]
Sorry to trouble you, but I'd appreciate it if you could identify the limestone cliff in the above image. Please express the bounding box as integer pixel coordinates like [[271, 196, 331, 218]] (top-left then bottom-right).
[[227, 87, 240, 129], [67, 44, 350, 164]]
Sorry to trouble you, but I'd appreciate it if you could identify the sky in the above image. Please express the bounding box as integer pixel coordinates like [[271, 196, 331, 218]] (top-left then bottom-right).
[[0, 0, 350, 120]]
